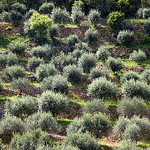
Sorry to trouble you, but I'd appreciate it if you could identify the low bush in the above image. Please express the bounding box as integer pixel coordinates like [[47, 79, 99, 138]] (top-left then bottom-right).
[[6, 52, 18, 66], [24, 9, 38, 20], [7, 41, 27, 56], [106, 57, 124, 73], [12, 3, 27, 15], [129, 50, 146, 63], [27, 57, 44, 72], [0, 54, 7, 68], [107, 11, 125, 30], [96, 46, 110, 62], [71, 6, 84, 25], [48, 24, 59, 38], [5, 96, 37, 118], [51, 7, 70, 24], [74, 42, 91, 52], [88, 77, 118, 99], [123, 79, 150, 99], [64, 132, 99, 150], [89, 67, 109, 80], [67, 113, 110, 138], [0, 2, 4, 13], [78, 53, 96, 73], [83, 99, 108, 114], [63, 65, 81, 83], [117, 30, 134, 45], [54, 145, 79, 150], [39, 3, 54, 14], [141, 69, 150, 84], [85, 28, 98, 44], [39, 91, 68, 116], [9, 128, 50, 150], [72, 49, 83, 59], [119, 20, 134, 31], [10, 78, 30, 95], [31, 44, 55, 60], [0, 80, 3, 93], [144, 19, 150, 35], [143, 8, 150, 19], [2, 11, 11, 22], [137, 8, 144, 19], [4, 65, 26, 81], [117, 97, 147, 118], [25, 112, 58, 132], [36, 64, 57, 82], [121, 71, 140, 83], [88, 9, 101, 26], [66, 34, 79, 49]]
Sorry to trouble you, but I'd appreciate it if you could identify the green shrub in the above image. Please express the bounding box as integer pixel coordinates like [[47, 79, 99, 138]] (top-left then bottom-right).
[[5, 96, 37, 118], [74, 42, 91, 52], [88, 9, 101, 26], [0, 54, 7, 68], [54, 145, 79, 150], [88, 77, 118, 99], [129, 50, 146, 63], [0, 139, 3, 150], [41, 75, 68, 94], [9, 10, 23, 25], [6, 52, 18, 66], [25, 112, 58, 132], [51, 7, 70, 24], [66, 34, 79, 49], [123, 79, 150, 100], [0, 115, 25, 140], [96, 46, 110, 62], [119, 20, 134, 31], [2, 11, 11, 22], [31, 44, 55, 60], [107, 11, 125, 30], [143, 8, 150, 19], [117, 97, 147, 118], [106, 57, 124, 73], [63, 65, 81, 83], [24, 9, 38, 20], [78, 53, 96, 73], [39, 3, 54, 14], [85, 28, 98, 44], [10, 78, 30, 95], [0, 2, 4, 13], [7, 41, 27, 56], [27, 57, 44, 72], [48, 24, 59, 38], [144, 19, 150, 35], [137, 8, 144, 19], [89, 67, 109, 80], [72, 49, 83, 59], [12, 3, 27, 15], [9, 128, 50, 150], [4, 65, 26, 81], [121, 71, 140, 83], [141, 69, 150, 84], [83, 99, 108, 114], [39, 91, 68, 116], [36, 64, 57, 82], [64, 132, 99, 150], [67, 113, 110, 138], [0, 80, 3, 93], [117, 30, 134, 45]]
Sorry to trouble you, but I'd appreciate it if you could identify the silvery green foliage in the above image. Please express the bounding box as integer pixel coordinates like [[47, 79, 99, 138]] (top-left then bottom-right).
[[0, 54, 7, 68], [25, 112, 58, 132], [2, 11, 11, 22], [85, 28, 98, 44], [117, 97, 147, 118], [0, 80, 3, 93], [9, 10, 23, 24], [12, 3, 27, 15], [96, 46, 110, 62], [4, 65, 26, 81], [83, 99, 108, 114], [67, 113, 110, 138], [63, 65, 81, 83], [0, 2, 4, 13], [10, 78, 30, 94], [106, 57, 124, 73], [36, 64, 57, 82], [0, 114, 25, 138], [88, 9, 101, 26], [41, 75, 68, 94], [51, 7, 70, 24], [0, 139, 3, 150], [143, 8, 150, 19], [117, 30, 134, 45], [9, 128, 50, 150], [88, 77, 118, 99], [78, 53, 96, 73], [72, 49, 83, 60], [64, 132, 100, 150], [39, 3, 54, 14], [123, 79, 150, 99], [48, 24, 59, 38], [36, 145, 51, 150], [31, 44, 55, 60], [8, 41, 27, 56], [71, 6, 84, 25], [144, 19, 150, 35], [66, 34, 80, 48], [141, 69, 150, 84], [7, 52, 18, 66], [24, 9, 38, 20], [5, 96, 37, 118], [137, 8, 144, 19], [120, 21, 134, 31], [53, 145, 79, 150], [27, 57, 44, 72], [39, 91, 68, 116], [121, 71, 140, 83], [89, 67, 109, 80], [74, 42, 91, 52]]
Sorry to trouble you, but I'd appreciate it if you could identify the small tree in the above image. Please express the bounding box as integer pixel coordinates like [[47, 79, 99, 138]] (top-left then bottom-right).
[[48, 24, 59, 39], [39, 3, 54, 14], [6, 52, 18, 66], [144, 19, 150, 35], [25, 9, 38, 20], [12, 3, 27, 15], [141, 69, 150, 84]]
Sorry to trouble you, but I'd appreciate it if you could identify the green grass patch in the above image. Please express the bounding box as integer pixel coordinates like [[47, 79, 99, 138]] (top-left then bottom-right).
[[69, 99, 86, 106], [58, 119, 73, 126], [31, 82, 41, 86], [65, 24, 78, 28], [138, 143, 150, 148], [122, 59, 140, 67], [0, 95, 19, 101], [128, 19, 145, 22], [105, 101, 117, 107]]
